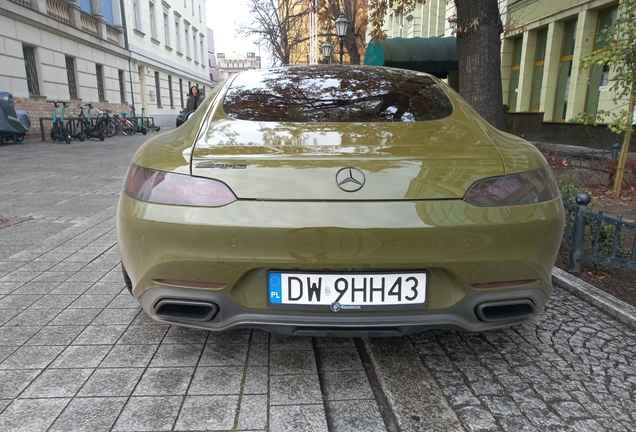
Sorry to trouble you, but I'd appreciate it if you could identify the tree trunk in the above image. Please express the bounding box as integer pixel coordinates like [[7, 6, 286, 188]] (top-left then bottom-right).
[[342, 2, 361, 64], [612, 70, 636, 198], [454, 0, 505, 130]]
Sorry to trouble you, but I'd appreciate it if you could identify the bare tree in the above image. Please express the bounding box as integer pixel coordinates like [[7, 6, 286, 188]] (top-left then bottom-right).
[[240, 0, 310, 66]]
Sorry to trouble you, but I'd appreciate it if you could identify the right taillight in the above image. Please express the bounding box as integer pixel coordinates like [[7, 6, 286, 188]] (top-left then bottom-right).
[[124, 164, 237, 207], [463, 165, 560, 207]]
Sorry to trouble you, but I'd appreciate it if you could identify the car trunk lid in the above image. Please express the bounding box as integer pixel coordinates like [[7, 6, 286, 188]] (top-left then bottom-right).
[[191, 119, 504, 201]]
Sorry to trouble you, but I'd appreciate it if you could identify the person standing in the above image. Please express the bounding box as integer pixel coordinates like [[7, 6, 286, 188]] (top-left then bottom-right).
[[185, 86, 204, 113]]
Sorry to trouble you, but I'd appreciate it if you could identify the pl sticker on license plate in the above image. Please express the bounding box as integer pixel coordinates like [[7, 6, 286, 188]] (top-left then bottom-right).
[[268, 271, 427, 311]]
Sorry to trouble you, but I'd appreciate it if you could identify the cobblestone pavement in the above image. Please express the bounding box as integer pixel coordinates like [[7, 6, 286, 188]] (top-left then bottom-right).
[[1, 136, 635, 431]]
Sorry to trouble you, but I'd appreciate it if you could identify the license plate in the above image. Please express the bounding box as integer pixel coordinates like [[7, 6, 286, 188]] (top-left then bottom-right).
[[268, 271, 427, 311]]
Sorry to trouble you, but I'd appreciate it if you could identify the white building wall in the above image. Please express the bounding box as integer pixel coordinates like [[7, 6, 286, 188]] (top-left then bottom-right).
[[124, 0, 211, 125], [0, 1, 133, 137]]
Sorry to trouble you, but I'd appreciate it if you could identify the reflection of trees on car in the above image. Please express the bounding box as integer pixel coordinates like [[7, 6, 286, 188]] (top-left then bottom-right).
[[221, 66, 453, 123]]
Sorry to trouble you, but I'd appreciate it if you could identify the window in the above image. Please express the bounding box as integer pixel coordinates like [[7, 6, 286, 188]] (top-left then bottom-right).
[[200, 38, 205, 66], [179, 78, 184, 108], [191, 0, 194, 14], [96, 64, 105, 102], [585, 7, 618, 117], [65, 56, 78, 99], [198, 4, 201, 22], [553, 20, 577, 121], [133, 0, 141, 30], [175, 19, 181, 52], [193, 32, 198, 62], [185, 26, 190, 58], [222, 68, 454, 122], [168, 75, 174, 108], [163, 9, 170, 46], [119, 70, 126, 103], [154, 71, 162, 108], [149, 1, 157, 39], [529, 29, 548, 111], [507, 37, 523, 112], [22, 45, 40, 96]]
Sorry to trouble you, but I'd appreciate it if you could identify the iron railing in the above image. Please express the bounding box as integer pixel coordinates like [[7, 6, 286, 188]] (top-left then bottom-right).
[[562, 193, 636, 272]]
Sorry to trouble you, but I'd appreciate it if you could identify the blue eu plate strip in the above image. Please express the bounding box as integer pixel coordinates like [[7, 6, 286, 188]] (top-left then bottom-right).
[[269, 272, 282, 303]]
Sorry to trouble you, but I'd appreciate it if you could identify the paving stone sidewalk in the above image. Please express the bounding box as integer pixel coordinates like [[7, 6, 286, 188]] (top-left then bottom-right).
[[1, 136, 635, 431]]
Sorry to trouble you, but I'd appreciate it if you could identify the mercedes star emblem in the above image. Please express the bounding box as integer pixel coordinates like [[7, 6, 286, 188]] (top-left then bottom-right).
[[335, 167, 366, 192]]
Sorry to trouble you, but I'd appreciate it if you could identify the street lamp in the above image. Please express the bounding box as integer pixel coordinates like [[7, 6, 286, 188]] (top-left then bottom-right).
[[321, 40, 333, 63], [335, 13, 349, 64]]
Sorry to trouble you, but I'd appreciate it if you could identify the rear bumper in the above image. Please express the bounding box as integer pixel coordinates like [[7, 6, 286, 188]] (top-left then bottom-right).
[[117, 196, 564, 334], [138, 286, 549, 336]]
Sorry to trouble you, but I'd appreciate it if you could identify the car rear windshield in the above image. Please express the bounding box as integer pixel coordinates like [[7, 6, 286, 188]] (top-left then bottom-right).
[[222, 66, 454, 123]]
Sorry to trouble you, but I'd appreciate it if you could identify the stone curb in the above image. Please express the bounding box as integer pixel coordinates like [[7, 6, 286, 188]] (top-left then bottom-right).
[[552, 267, 636, 331]]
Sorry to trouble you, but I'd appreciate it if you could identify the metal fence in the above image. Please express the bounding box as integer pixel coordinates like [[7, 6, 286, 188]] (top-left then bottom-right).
[[562, 193, 636, 272], [550, 144, 620, 169]]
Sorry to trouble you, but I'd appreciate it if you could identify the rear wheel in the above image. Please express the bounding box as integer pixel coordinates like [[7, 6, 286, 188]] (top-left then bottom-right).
[[78, 133, 85, 142], [121, 119, 135, 136], [65, 136, 71, 144], [98, 119, 116, 138], [98, 133, 105, 141]]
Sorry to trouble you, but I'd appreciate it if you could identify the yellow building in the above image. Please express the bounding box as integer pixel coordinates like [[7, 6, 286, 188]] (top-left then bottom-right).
[[501, 0, 622, 123]]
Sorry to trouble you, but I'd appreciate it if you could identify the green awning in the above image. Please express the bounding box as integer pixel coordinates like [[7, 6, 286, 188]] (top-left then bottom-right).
[[364, 37, 458, 77]]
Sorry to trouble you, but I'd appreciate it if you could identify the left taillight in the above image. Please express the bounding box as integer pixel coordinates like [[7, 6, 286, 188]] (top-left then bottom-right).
[[124, 164, 237, 207]]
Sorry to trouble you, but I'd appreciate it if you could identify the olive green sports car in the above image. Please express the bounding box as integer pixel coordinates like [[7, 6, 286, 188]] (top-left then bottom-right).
[[116, 65, 564, 336]]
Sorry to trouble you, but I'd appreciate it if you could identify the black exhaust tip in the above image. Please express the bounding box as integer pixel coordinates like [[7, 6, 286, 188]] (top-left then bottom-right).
[[475, 299, 536, 323], [154, 299, 219, 322]]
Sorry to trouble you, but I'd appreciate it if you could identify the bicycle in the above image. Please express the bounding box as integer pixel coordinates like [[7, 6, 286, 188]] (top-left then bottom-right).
[[113, 111, 137, 136], [66, 103, 105, 141], [47, 100, 71, 144], [94, 110, 117, 138]]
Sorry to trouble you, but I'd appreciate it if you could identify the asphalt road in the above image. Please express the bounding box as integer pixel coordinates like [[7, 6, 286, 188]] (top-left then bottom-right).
[[1, 133, 635, 431]]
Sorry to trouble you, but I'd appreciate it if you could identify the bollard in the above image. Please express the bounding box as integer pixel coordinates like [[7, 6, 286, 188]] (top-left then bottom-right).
[[568, 192, 592, 273], [612, 143, 620, 160]]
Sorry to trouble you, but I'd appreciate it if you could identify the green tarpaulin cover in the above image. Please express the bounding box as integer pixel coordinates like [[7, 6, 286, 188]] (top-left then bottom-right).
[[364, 37, 458, 77]]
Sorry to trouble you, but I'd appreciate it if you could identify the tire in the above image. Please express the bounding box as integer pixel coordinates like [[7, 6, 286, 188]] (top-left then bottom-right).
[[122, 264, 133, 295], [98, 119, 116, 138], [65, 136, 71, 144], [142, 128, 147, 135], [50, 129, 56, 141], [78, 133, 85, 142], [121, 119, 135, 136], [155, 126, 161, 132], [98, 133, 105, 141]]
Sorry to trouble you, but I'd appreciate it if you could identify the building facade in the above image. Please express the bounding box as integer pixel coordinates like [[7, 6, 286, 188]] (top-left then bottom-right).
[[0, 0, 131, 137], [207, 28, 219, 86], [216, 53, 261, 81], [380, 1, 454, 39], [501, 0, 624, 124], [122, 0, 212, 125], [1, 0, 214, 136]]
